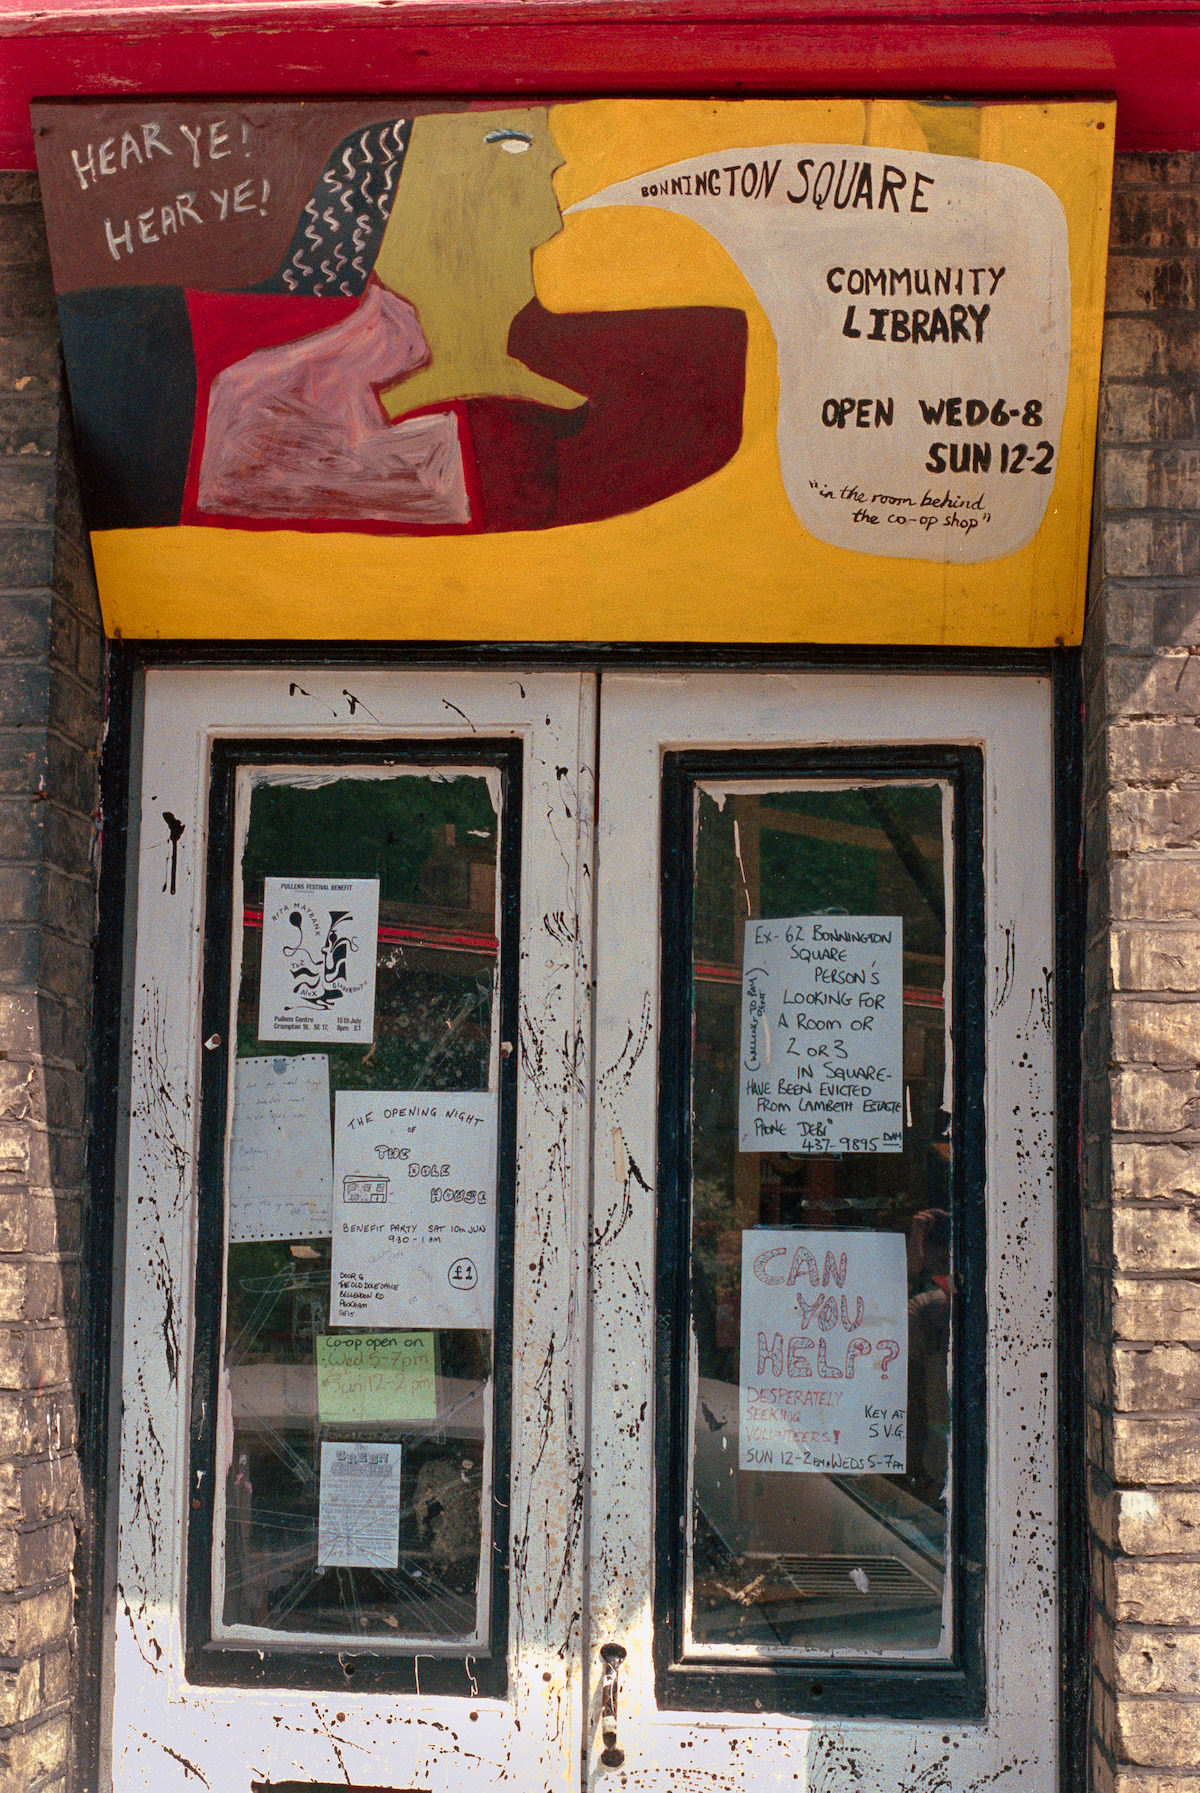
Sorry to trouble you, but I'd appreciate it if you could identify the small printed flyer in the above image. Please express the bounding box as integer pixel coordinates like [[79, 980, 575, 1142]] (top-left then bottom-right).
[[739, 915, 904, 1154], [330, 1091, 497, 1329], [316, 1441, 403, 1570], [227, 1053, 332, 1242], [257, 877, 379, 1044], [739, 1228, 908, 1474]]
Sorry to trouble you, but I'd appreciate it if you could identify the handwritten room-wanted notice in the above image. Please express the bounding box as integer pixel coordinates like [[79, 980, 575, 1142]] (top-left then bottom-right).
[[739, 1228, 908, 1474], [739, 916, 903, 1154]]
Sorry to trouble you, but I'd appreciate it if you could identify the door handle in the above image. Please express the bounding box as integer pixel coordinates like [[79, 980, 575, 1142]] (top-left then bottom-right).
[[599, 1642, 627, 1767]]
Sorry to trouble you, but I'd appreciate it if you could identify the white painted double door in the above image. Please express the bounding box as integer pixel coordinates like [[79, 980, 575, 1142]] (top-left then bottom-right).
[[112, 666, 1058, 1791]]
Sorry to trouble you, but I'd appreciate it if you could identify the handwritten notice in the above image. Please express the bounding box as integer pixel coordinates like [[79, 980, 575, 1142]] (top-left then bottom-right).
[[739, 915, 903, 1154], [739, 1228, 908, 1474], [316, 1441, 403, 1569], [228, 1054, 332, 1242], [316, 1332, 436, 1424], [330, 1092, 497, 1329], [573, 146, 1070, 565], [258, 877, 379, 1044]]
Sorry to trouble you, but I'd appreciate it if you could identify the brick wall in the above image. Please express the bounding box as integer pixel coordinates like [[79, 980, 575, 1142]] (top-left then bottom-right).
[[0, 172, 103, 1791], [1086, 153, 1200, 1793]]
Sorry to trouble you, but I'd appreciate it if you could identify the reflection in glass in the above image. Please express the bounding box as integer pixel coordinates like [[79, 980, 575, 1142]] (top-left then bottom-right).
[[687, 781, 952, 1657], [214, 767, 502, 1650]]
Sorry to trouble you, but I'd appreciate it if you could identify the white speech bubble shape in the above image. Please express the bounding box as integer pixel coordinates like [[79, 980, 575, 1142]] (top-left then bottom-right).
[[571, 145, 1070, 564]]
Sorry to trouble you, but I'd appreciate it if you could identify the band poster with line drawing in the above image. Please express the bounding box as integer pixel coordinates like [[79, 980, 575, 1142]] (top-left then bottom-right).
[[258, 876, 379, 1043]]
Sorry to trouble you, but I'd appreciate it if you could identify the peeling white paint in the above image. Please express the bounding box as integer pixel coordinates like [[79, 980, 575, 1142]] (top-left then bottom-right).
[[588, 672, 1057, 1791], [114, 668, 1057, 1793], [116, 670, 594, 1791]]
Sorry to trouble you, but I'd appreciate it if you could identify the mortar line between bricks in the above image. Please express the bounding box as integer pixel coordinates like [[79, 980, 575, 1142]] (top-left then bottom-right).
[[1106, 1254, 1200, 1265], [1108, 909, 1200, 920], [1089, 1688, 1200, 1705], [1107, 1618, 1200, 1630], [0, 1701, 75, 1735], [1104, 320, 1200, 330], [1101, 376, 1200, 386], [0, 1576, 74, 1603], [1110, 1134, 1200, 1145], [42, 662, 106, 705], [0, 919, 97, 950]]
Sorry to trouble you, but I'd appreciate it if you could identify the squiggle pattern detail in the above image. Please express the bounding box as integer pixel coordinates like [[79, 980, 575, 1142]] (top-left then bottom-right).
[[264, 119, 411, 298]]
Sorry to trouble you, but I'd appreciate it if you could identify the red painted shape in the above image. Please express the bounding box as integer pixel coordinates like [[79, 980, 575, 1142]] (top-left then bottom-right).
[[170, 289, 745, 534], [189, 290, 359, 389], [182, 289, 357, 527], [4, 7, 1200, 169]]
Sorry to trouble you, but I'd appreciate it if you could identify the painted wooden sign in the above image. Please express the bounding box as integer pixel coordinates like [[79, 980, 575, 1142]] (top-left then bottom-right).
[[33, 97, 1113, 644]]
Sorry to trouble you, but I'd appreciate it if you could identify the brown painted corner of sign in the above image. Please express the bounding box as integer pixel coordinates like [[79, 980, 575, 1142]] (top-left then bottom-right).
[[33, 98, 418, 292]]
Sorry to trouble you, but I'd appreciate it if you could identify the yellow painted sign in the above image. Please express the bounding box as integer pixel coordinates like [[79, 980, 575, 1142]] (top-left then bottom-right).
[[35, 97, 1113, 645]]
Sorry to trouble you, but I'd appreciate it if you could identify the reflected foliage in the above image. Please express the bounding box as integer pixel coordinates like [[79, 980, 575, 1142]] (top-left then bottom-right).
[[217, 768, 502, 1645], [689, 781, 952, 1655]]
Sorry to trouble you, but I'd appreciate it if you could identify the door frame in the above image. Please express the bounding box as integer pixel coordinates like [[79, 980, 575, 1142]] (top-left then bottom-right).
[[187, 732, 527, 1697], [653, 739, 989, 1721], [80, 644, 1085, 1793], [586, 667, 1068, 1789], [95, 666, 597, 1792]]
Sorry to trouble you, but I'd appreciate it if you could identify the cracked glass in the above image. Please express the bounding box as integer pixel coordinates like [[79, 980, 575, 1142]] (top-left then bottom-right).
[[212, 763, 504, 1651], [685, 778, 954, 1659]]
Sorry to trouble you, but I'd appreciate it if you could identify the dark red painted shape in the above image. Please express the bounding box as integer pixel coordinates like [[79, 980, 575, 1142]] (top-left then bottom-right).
[[470, 302, 748, 531]]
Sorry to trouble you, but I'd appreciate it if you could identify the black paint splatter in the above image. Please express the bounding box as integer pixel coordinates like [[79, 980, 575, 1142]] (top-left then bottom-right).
[[162, 812, 184, 895]]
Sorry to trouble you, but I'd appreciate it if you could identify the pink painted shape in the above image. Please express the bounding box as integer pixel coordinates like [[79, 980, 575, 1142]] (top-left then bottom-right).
[[196, 278, 471, 526]]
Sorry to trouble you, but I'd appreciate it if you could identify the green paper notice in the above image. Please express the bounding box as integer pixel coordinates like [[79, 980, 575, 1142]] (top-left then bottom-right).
[[316, 1332, 436, 1424]]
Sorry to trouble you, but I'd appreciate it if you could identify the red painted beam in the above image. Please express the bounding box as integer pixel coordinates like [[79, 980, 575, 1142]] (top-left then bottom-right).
[[3, 5, 1200, 168], [5, 0, 1200, 24]]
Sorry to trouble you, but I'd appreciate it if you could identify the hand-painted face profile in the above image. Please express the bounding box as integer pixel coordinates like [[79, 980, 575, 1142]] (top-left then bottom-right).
[[373, 108, 567, 311], [266, 105, 583, 413], [52, 97, 749, 539], [372, 107, 584, 414]]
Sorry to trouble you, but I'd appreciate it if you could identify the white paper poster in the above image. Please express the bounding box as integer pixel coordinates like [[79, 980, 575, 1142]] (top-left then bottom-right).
[[258, 877, 379, 1043], [316, 1441, 403, 1569], [575, 147, 1070, 566], [331, 1091, 497, 1329], [739, 915, 904, 1154], [228, 1054, 332, 1242], [739, 1228, 908, 1474]]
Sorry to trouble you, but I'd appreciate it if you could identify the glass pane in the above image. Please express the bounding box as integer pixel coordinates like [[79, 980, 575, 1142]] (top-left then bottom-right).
[[213, 763, 504, 1651], [687, 779, 952, 1658]]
